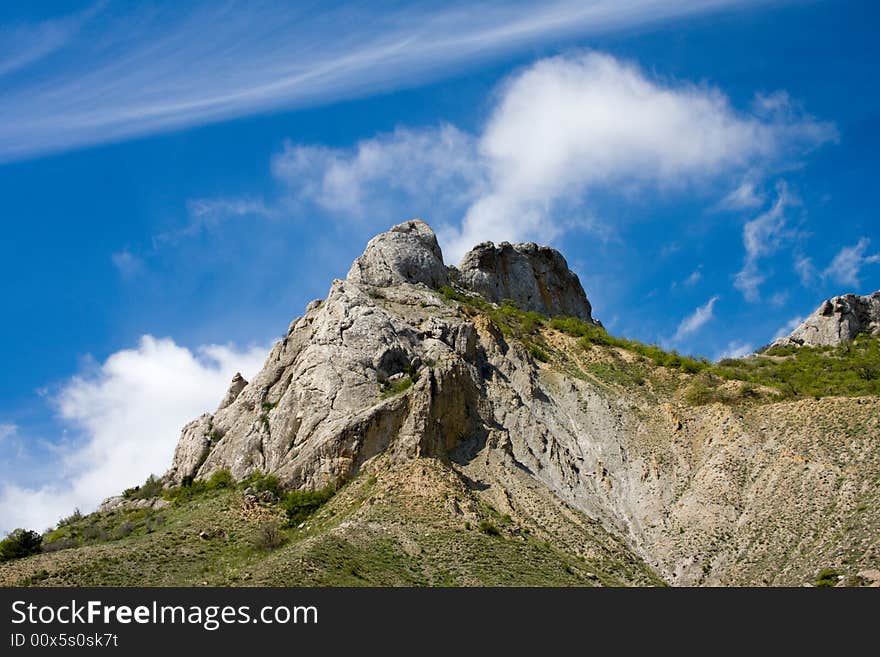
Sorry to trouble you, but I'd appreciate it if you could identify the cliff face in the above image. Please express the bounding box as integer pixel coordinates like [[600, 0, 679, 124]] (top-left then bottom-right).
[[159, 220, 880, 586], [772, 292, 880, 348], [167, 219, 599, 490]]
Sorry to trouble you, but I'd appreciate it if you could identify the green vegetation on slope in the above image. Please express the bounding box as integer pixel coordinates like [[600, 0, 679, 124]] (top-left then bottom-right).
[[546, 315, 880, 403], [444, 285, 880, 403], [714, 336, 880, 398], [0, 461, 662, 587], [440, 285, 554, 363]]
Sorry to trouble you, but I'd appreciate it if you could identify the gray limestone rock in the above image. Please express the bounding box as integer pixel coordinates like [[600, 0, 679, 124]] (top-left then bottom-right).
[[217, 373, 248, 412], [167, 221, 600, 490], [771, 292, 880, 348], [457, 241, 596, 322], [346, 219, 448, 289], [167, 413, 214, 483]]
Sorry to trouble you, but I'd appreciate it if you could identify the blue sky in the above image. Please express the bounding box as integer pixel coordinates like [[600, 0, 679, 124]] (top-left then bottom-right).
[[2, 0, 879, 532]]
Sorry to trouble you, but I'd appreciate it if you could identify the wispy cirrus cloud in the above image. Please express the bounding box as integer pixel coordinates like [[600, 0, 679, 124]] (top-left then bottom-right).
[[734, 182, 800, 302], [672, 295, 720, 343], [149, 197, 277, 249], [823, 238, 880, 288], [719, 180, 765, 211], [0, 2, 103, 79], [791, 238, 879, 292], [0, 423, 16, 443], [1, 0, 781, 164], [111, 250, 144, 277]]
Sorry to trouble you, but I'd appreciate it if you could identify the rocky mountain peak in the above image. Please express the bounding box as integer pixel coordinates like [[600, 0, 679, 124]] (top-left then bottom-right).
[[166, 218, 599, 490], [457, 240, 597, 323], [771, 291, 880, 348], [346, 218, 449, 289], [344, 219, 596, 324]]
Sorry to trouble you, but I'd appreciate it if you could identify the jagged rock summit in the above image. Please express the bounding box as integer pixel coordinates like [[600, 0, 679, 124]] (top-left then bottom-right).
[[347, 219, 449, 289], [771, 291, 880, 348], [457, 240, 597, 322], [167, 218, 597, 489]]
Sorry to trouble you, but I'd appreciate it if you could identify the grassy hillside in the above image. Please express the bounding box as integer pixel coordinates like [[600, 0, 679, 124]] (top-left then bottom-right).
[[0, 458, 662, 587]]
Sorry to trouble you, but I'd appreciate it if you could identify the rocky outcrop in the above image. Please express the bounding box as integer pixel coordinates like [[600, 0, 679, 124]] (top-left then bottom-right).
[[98, 495, 170, 513], [167, 220, 597, 490], [347, 218, 448, 289], [456, 241, 597, 322], [167, 413, 213, 482], [217, 373, 248, 412], [771, 292, 880, 348]]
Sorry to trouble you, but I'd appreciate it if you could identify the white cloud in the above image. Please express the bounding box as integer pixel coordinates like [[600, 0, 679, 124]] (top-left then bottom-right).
[[794, 255, 816, 286], [673, 295, 719, 342], [752, 90, 792, 115], [671, 267, 702, 291], [0, 336, 266, 533], [715, 340, 754, 361], [0, 3, 99, 79], [0, 1, 770, 163], [261, 52, 835, 263], [150, 197, 276, 248], [187, 197, 276, 221], [734, 182, 797, 302], [0, 423, 16, 442], [271, 125, 482, 221], [684, 268, 703, 287], [445, 54, 833, 260], [822, 238, 880, 288], [719, 180, 764, 211], [111, 250, 144, 277], [773, 314, 805, 340], [768, 291, 789, 307]]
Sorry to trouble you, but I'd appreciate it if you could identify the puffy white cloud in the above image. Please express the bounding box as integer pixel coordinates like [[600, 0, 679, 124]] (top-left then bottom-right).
[[443, 53, 834, 260], [0, 336, 266, 533], [734, 182, 796, 302], [262, 52, 834, 263], [672, 295, 719, 342], [271, 125, 481, 221], [822, 238, 880, 288]]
